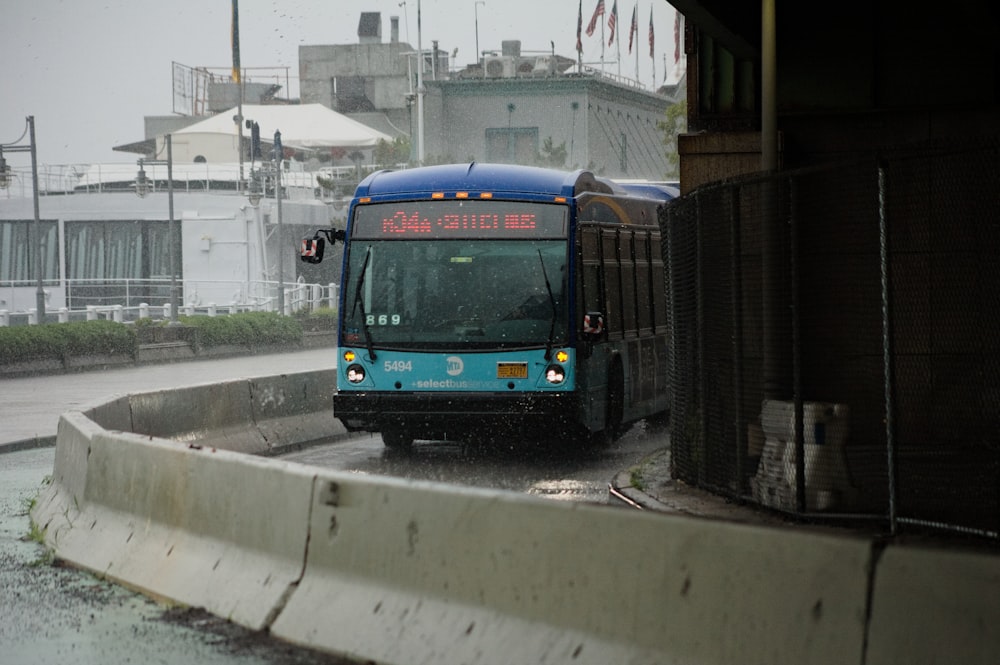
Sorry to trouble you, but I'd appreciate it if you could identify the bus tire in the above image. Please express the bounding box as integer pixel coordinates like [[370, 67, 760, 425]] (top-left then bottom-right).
[[381, 429, 413, 450]]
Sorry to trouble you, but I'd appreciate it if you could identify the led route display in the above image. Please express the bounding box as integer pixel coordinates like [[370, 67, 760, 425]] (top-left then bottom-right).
[[352, 200, 568, 239]]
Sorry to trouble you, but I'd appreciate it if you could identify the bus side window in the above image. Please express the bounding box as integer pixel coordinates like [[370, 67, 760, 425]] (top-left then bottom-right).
[[635, 230, 653, 335], [620, 229, 638, 336], [602, 229, 622, 340], [650, 234, 667, 332], [579, 228, 603, 327]]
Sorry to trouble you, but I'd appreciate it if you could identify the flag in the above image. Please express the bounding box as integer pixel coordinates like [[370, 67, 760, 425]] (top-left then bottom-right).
[[607, 0, 618, 47], [628, 3, 638, 54], [576, 0, 583, 52], [585, 0, 604, 37], [648, 6, 655, 58], [231, 0, 241, 83]]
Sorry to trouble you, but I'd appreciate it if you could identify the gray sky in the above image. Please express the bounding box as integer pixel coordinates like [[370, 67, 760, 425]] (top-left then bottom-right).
[[1, 0, 678, 167]]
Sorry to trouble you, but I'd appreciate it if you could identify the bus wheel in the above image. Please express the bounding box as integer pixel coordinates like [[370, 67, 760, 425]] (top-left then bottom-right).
[[381, 429, 413, 450]]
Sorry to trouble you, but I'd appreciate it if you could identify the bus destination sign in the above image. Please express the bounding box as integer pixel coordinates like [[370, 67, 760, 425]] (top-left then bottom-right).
[[352, 201, 567, 239]]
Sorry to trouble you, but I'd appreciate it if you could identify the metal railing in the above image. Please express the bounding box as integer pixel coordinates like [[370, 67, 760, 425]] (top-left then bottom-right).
[[662, 138, 1000, 541], [0, 278, 339, 326], [0, 161, 413, 198]]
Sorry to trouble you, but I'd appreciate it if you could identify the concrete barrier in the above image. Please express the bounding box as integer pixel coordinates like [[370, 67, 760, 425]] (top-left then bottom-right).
[[32, 412, 101, 547], [129, 380, 269, 454], [866, 544, 1000, 664], [271, 471, 872, 665], [32, 411, 315, 631], [248, 371, 339, 452], [30, 369, 1000, 664], [80, 369, 343, 455]]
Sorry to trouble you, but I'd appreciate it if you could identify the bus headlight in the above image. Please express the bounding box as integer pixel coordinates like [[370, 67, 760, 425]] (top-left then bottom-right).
[[346, 364, 366, 383], [545, 364, 566, 384]]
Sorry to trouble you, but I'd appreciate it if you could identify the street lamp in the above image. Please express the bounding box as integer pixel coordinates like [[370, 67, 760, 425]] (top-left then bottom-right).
[[1, 116, 45, 319], [135, 134, 180, 324], [273, 129, 285, 315]]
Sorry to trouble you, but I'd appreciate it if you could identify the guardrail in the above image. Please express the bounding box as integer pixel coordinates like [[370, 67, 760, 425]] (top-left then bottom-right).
[[0, 280, 339, 326]]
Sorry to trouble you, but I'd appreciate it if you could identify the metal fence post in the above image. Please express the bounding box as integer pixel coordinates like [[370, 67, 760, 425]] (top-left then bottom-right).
[[730, 187, 747, 493], [790, 176, 806, 512], [878, 160, 899, 535]]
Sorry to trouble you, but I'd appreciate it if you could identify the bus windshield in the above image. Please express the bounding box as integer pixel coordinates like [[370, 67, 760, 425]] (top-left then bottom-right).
[[341, 235, 569, 351]]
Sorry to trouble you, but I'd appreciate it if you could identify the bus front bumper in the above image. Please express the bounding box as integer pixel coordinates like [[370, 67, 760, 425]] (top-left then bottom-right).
[[333, 390, 579, 440]]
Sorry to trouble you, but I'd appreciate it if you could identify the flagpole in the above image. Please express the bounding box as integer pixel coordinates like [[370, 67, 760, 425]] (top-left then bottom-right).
[[649, 6, 655, 90], [616, 27, 621, 77], [601, 17, 605, 69], [577, 0, 583, 73], [616, 7, 622, 77], [417, 0, 425, 164], [635, 4, 640, 83]]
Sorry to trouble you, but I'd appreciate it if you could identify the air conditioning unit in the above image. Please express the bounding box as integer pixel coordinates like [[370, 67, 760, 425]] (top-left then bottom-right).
[[484, 56, 515, 78]]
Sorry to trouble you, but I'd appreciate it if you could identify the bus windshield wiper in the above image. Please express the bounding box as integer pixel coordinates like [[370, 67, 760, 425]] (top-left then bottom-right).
[[537, 249, 558, 361], [352, 246, 377, 360]]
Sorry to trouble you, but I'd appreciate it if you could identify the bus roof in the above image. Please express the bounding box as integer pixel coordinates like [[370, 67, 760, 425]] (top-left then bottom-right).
[[354, 163, 677, 203]]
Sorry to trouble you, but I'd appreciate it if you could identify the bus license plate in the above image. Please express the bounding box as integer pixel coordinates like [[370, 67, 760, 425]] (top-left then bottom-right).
[[496, 362, 528, 379]]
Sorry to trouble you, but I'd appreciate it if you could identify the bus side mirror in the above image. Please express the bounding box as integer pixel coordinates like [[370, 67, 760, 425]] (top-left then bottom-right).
[[300, 235, 325, 263], [583, 311, 604, 337], [300, 229, 345, 264]]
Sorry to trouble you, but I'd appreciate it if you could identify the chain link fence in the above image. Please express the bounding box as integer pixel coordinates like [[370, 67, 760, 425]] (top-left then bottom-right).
[[662, 139, 1000, 539]]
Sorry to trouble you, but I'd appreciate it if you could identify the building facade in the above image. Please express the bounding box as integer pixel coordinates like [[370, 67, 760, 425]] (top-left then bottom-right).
[[299, 13, 677, 179]]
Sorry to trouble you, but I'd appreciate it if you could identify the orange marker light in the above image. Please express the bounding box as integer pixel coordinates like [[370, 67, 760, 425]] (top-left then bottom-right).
[[431, 192, 445, 199], [456, 191, 469, 199], [479, 192, 493, 199]]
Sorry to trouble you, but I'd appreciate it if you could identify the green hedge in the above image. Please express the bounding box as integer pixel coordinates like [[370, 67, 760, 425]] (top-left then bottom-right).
[[0, 320, 137, 364], [294, 306, 337, 332], [0, 312, 312, 365], [178, 311, 303, 347]]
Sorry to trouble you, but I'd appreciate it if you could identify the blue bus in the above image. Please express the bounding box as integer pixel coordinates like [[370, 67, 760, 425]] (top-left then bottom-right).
[[301, 163, 676, 449]]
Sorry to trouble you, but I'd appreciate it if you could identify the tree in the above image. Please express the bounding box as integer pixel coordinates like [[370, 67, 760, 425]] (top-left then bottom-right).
[[538, 136, 568, 168], [373, 136, 412, 166], [657, 100, 687, 179]]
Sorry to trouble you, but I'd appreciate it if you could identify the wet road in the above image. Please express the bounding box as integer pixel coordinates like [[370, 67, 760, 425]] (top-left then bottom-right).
[[282, 422, 669, 504]]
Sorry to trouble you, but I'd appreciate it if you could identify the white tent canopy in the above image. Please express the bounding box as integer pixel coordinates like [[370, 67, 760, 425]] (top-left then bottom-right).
[[170, 104, 393, 160]]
